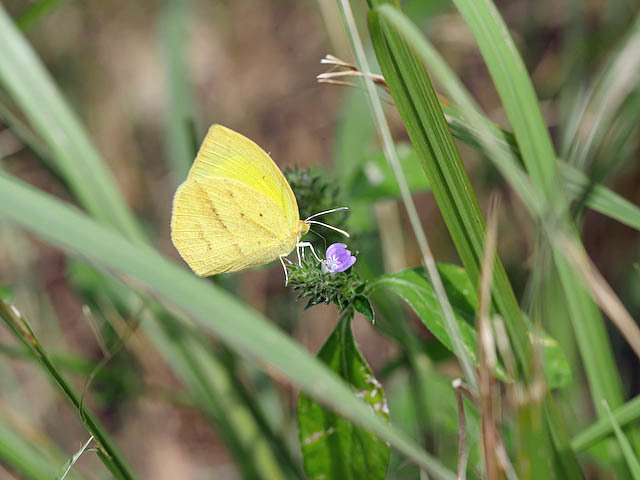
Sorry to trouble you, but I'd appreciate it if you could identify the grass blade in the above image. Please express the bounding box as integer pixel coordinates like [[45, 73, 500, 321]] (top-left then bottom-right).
[[58, 435, 93, 480], [432, 0, 628, 427], [564, 15, 640, 172], [450, 0, 557, 194], [366, 1, 529, 378], [559, 163, 640, 231], [367, 3, 587, 474], [146, 315, 295, 480], [0, 172, 456, 480], [0, 5, 144, 242], [602, 400, 640, 479], [0, 101, 52, 165], [1, 7, 307, 473], [0, 420, 82, 480], [358, 18, 640, 231], [572, 395, 640, 452], [338, 0, 478, 392], [159, 0, 200, 182]]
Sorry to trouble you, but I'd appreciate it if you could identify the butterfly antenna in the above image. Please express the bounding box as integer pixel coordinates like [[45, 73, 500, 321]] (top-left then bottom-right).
[[304, 206, 349, 222], [306, 221, 349, 238]]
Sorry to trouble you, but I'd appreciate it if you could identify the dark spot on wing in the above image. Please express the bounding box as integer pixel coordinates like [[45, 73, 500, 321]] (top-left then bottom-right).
[[259, 213, 263, 217]]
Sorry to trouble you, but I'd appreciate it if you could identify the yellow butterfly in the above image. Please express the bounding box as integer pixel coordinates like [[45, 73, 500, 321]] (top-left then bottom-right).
[[170, 124, 347, 282]]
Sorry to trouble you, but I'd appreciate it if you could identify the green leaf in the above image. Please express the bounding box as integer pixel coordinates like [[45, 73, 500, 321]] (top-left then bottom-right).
[[346, 143, 430, 201], [298, 316, 390, 480], [353, 295, 375, 323], [369, 264, 572, 389], [369, 266, 479, 366]]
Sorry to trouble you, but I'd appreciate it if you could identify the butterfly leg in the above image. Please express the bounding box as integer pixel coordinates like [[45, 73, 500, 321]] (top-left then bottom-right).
[[296, 243, 302, 266], [297, 241, 322, 263], [279, 255, 289, 286]]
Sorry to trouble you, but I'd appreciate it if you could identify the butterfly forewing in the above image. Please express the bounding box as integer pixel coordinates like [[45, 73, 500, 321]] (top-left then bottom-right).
[[188, 125, 299, 231]]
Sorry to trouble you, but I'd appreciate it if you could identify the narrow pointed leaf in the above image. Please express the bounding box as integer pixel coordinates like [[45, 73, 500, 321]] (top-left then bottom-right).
[[366, 4, 529, 376], [369, 264, 571, 389]]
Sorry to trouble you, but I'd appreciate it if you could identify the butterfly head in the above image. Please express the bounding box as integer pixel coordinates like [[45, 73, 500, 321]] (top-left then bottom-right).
[[298, 220, 310, 237]]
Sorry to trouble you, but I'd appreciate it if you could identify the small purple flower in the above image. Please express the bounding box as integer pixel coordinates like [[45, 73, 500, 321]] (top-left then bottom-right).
[[322, 243, 356, 274]]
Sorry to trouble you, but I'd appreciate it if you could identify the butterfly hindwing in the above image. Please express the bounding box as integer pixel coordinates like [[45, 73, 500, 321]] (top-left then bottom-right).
[[171, 177, 296, 276]]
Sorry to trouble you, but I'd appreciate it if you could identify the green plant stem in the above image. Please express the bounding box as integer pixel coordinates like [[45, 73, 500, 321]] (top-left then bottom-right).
[[0, 299, 139, 480], [602, 400, 640, 479], [572, 395, 640, 452]]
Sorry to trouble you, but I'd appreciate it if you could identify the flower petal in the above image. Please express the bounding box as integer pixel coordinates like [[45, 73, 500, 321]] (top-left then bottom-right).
[[324, 243, 356, 273], [326, 243, 347, 258], [336, 255, 356, 272], [334, 250, 350, 262]]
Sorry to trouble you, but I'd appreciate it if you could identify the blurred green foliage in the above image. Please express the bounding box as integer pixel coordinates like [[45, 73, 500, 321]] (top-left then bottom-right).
[[0, 0, 639, 479]]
